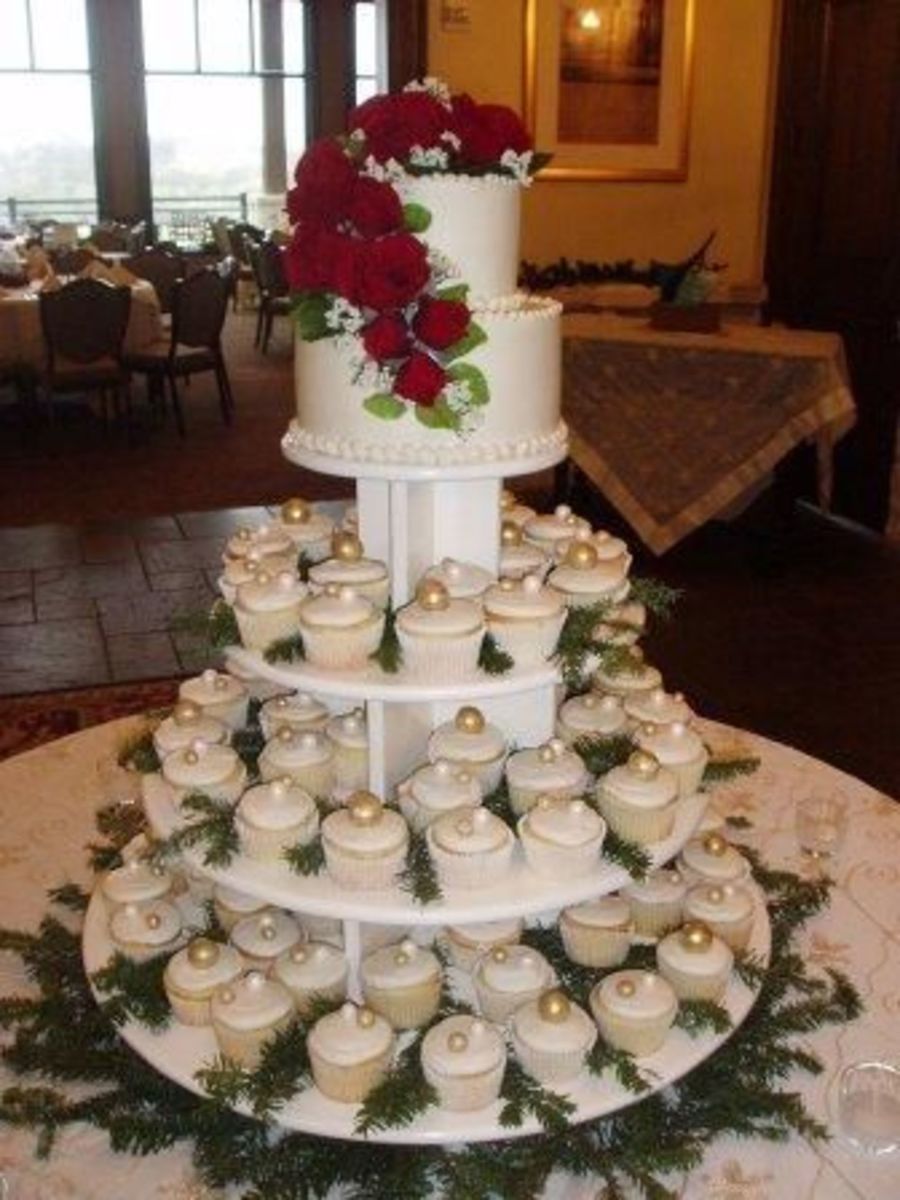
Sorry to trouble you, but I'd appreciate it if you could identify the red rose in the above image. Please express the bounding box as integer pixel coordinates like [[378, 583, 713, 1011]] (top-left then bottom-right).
[[451, 96, 532, 165], [285, 225, 362, 303], [288, 139, 357, 227], [350, 92, 448, 163], [362, 313, 411, 361], [357, 233, 430, 311], [347, 176, 404, 238], [412, 296, 470, 350], [394, 352, 447, 406]]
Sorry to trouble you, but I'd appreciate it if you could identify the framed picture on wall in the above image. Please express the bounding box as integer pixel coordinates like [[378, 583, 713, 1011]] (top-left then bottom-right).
[[524, 0, 695, 180]]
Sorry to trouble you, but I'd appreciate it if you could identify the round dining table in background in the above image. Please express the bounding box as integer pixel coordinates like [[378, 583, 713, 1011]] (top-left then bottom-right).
[[0, 718, 897, 1198]]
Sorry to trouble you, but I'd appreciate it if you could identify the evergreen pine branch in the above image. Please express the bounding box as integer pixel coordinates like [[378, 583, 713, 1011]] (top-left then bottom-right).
[[297, 551, 314, 582], [263, 633, 306, 664], [91, 951, 171, 1030], [479, 632, 514, 675], [371, 605, 402, 673], [355, 1034, 438, 1134], [702, 755, 761, 789], [674, 1000, 732, 1037], [553, 601, 613, 692], [398, 830, 443, 905], [499, 1058, 576, 1134], [586, 1040, 652, 1094], [602, 829, 652, 880], [161, 792, 239, 868], [573, 732, 634, 777], [734, 949, 768, 989], [171, 598, 240, 651], [596, 644, 644, 678], [282, 834, 326, 876], [481, 778, 518, 829], [230, 703, 265, 777], [116, 727, 161, 774], [620, 943, 659, 973], [47, 883, 90, 913], [245, 1020, 313, 1116], [628, 577, 682, 619], [725, 814, 754, 830], [194, 1055, 251, 1108], [87, 801, 148, 874]]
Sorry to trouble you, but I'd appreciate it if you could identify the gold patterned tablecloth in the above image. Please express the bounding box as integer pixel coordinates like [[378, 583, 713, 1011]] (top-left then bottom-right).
[[562, 315, 857, 554], [0, 719, 897, 1199]]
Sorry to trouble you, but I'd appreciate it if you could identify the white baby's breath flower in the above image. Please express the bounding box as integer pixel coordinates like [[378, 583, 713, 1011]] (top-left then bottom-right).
[[457, 407, 485, 438], [500, 148, 535, 185], [440, 130, 462, 152], [360, 155, 408, 184], [426, 247, 460, 286], [404, 77, 452, 106], [443, 379, 474, 413], [325, 297, 365, 334], [409, 144, 449, 170]]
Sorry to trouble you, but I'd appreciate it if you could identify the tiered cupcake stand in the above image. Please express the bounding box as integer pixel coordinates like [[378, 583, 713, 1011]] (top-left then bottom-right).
[[82, 444, 771, 1147]]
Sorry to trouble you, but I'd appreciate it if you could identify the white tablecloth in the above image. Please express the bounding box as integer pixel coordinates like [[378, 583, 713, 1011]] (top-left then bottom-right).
[[0, 719, 897, 1199]]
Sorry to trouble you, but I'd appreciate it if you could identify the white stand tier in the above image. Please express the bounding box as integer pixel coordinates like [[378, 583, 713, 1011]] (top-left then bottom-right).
[[82, 886, 771, 1145]]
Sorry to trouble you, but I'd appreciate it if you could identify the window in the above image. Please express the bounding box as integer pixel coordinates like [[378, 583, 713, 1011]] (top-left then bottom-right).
[[354, 1, 381, 105], [0, 0, 97, 227]]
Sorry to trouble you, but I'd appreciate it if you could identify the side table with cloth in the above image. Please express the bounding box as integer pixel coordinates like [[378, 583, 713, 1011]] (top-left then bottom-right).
[[562, 315, 857, 554], [0, 718, 898, 1198]]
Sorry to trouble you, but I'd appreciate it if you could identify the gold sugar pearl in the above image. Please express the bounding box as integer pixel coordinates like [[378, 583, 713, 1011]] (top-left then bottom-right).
[[332, 530, 362, 562], [394, 949, 410, 966], [183, 749, 199, 765], [173, 699, 201, 725], [255, 569, 272, 586], [290, 946, 308, 964], [259, 919, 277, 942], [151, 863, 166, 878], [187, 938, 220, 968], [218, 987, 235, 1004], [447, 1030, 469, 1053], [276, 726, 295, 744], [498, 576, 517, 591], [324, 582, 341, 598], [357, 1006, 376, 1029], [500, 520, 522, 546], [281, 497, 310, 525], [538, 744, 556, 764], [145, 912, 162, 930], [628, 749, 659, 777], [455, 706, 485, 735], [681, 921, 714, 952], [416, 577, 450, 611], [213, 675, 230, 692], [615, 978, 637, 998], [348, 791, 381, 825], [491, 946, 508, 963], [703, 833, 728, 857], [707, 887, 725, 904], [565, 540, 599, 570], [537, 988, 570, 1023]]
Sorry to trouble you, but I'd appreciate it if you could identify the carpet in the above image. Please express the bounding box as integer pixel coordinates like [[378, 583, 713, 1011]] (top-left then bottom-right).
[[0, 678, 178, 761]]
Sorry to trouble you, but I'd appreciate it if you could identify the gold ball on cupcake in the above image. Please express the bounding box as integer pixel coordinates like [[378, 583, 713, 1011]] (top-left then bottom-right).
[[259, 918, 277, 942], [348, 790, 382, 826], [145, 912, 161, 930], [173, 699, 201, 725], [183, 748, 199, 765], [281, 497, 310, 525], [565, 540, 599, 570], [491, 946, 508, 963], [499, 576, 517, 592], [500, 519, 522, 547], [707, 886, 725, 904], [628, 749, 659, 777], [188, 938, 220, 968], [681, 921, 714, 952], [290, 946, 308, 964], [219, 987, 235, 1005], [538, 989, 571, 1023], [255, 569, 272, 586], [332, 530, 362, 562], [615, 978, 637, 998], [538, 744, 556, 764], [447, 1030, 469, 1053], [416, 577, 450, 611], [357, 1006, 376, 1029], [394, 948, 410, 966], [455, 706, 485, 735], [703, 832, 728, 857], [276, 726, 295, 744]]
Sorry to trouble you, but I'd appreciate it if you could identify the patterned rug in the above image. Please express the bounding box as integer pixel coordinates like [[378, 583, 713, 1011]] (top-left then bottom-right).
[[0, 678, 178, 762]]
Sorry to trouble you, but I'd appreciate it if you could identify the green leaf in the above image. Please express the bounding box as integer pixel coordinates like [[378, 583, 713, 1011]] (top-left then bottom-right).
[[403, 202, 432, 233], [530, 150, 554, 174], [292, 292, 332, 342], [443, 321, 487, 363], [436, 283, 470, 303], [446, 361, 489, 406], [364, 393, 407, 421], [414, 401, 460, 431]]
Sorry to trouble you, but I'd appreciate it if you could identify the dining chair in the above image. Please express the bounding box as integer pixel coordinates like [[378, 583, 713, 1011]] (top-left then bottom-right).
[[122, 266, 233, 436], [226, 222, 264, 311], [123, 247, 184, 315], [251, 240, 291, 354], [49, 246, 97, 276]]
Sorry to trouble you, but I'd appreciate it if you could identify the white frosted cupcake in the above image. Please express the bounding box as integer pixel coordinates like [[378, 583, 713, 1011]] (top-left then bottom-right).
[[592, 647, 663, 700], [523, 505, 591, 553], [397, 579, 484, 681], [277, 497, 334, 562], [234, 778, 319, 861], [308, 531, 390, 609], [326, 708, 369, 794], [109, 900, 183, 962], [234, 568, 306, 653], [560, 896, 633, 968], [219, 549, 296, 605], [258, 727, 334, 798], [421, 1014, 506, 1111], [259, 691, 330, 738], [426, 806, 515, 890], [499, 520, 550, 581], [678, 832, 751, 887], [210, 970, 295, 1069], [657, 922, 734, 1001], [473, 944, 556, 1023], [102, 857, 173, 911], [622, 868, 687, 937], [423, 557, 494, 601], [589, 970, 678, 1056], [624, 687, 694, 731], [213, 884, 270, 934], [511, 989, 596, 1083], [443, 918, 523, 971], [163, 937, 243, 1026], [427, 706, 508, 794], [224, 523, 295, 566], [273, 942, 349, 1016], [500, 488, 536, 528], [595, 749, 679, 844], [178, 669, 249, 730], [298, 585, 384, 671], [505, 739, 589, 817], [634, 721, 709, 799], [547, 538, 630, 608], [320, 791, 409, 890], [161, 740, 247, 805], [556, 692, 628, 746], [684, 882, 755, 951], [518, 796, 606, 880], [230, 909, 305, 972], [153, 700, 228, 760], [307, 1001, 394, 1103], [360, 938, 443, 1029], [483, 575, 566, 668], [397, 759, 483, 832]]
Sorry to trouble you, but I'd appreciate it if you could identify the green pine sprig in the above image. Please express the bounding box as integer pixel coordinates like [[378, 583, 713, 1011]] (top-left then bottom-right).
[[398, 829, 443, 905], [573, 732, 634, 777], [116, 726, 161, 774], [674, 999, 733, 1038], [499, 1058, 576, 1135], [481, 778, 518, 829], [46, 883, 90, 914], [283, 834, 326, 876], [371, 605, 402, 674], [553, 601, 613, 692], [725, 814, 754, 830], [263, 633, 306, 664], [297, 551, 314, 582], [586, 1039, 653, 1094], [91, 951, 171, 1030], [602, 828, 652, 880], [355, 1034, 438, 1135], [160, 792, 239, 868], [87, 801, 148, 873], [628, 577, 682, 619], [478, 631, 514, 675], [171, 598, 241, 651], [230, 723, 265, 780], [702, 754, 761, 789]]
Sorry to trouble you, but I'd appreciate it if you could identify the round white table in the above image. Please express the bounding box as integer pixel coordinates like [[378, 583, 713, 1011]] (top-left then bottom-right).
[[0, 718, 897, 1199]]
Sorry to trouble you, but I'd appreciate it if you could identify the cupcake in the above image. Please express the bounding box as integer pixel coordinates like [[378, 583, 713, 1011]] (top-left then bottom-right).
[[213, 884, 270, 934], [325, 708, 370, 794], [426, 806, 515, 890], [500, 488, 536, 528], [684, 882, 755, 951], [622, 868, 687, 937], [556, 692, 628, 746], [547, 539, 630, 608], [624, 687, 694, 731], [427, 706, 508, 794], [230, 909, 304, 972], [678, 832, 751, 886], [498, 520, 550, 581], [219, 550, 296, 606], [473, 944, 556, 1023], [210, 970, 295, 1069], [396, 579, 484, 682], [397, 759, 483, 832], [657, 922, 734, 1001], [518, 796, 606, 880], [161, 740, 247, 805], [307, 1001, 394, 1103], [178, 669, 249, 730], [511, 989, 596, 1083], [482, 575, 566, 668], [234, 568, 306, 653], [109, 900, 183, 962], [523, 505, 591, 554], [320, 791, 409, 890], [102, 857, 173, 911], [163, 937, 243, 1026], [594, 598, 647, 647], [258, 728, 335, 799], [308, 531, 390, 609], [224, 523, 294, 566], [595, 750, 679, 844], [505, 739, 589, 817], [589, 970, 678, 1056], [153, 700, 228, 760], [560, 896, 633, 968], [277, 497, 335, 562], [272, 942, 349, 1016], [592, 647, 663, 701], [422, 557, 493, 601], [443, 918, 523, 971], [298, 585, 385, 671], [234, 778, 319, 862], [259, 691, 330, 738], [421, 1014, 506, 1111], [360, 938, 443, 1029], [634, 721, 709, 799]]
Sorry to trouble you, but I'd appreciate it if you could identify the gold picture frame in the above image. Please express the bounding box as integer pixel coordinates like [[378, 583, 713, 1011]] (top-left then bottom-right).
[[524, 0, 695, 181]]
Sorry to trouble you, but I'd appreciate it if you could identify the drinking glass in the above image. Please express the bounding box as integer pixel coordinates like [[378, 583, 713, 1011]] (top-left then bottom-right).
[[794, 790, 847, 862], [838, 1062, 900, 1156]]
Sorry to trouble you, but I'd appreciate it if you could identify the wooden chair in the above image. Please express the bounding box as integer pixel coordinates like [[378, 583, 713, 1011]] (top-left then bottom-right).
[[247, 239, 291, 353], [226, 222, 264, 311], [122, 267, 233, 436], [123, 247, 184, 315], [49, 246, 97, 276]]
